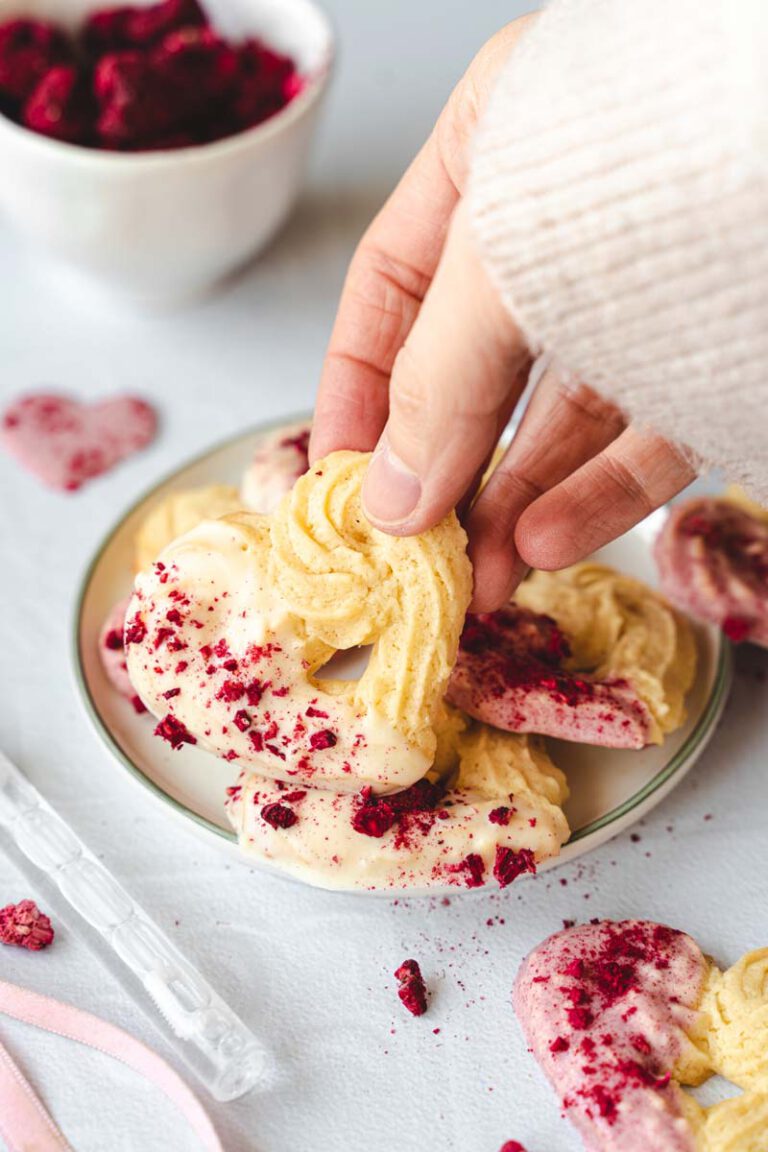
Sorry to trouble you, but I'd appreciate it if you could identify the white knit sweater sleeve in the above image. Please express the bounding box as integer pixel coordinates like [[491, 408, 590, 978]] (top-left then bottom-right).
[[469, 0, 768, 501]]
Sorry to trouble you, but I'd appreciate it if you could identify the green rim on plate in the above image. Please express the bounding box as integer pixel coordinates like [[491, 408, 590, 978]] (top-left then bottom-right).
[[72, 421, 732, 850]]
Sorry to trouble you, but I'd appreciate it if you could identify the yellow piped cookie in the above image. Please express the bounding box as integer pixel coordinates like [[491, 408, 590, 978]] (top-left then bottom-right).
[[126, 451, 472, 794]]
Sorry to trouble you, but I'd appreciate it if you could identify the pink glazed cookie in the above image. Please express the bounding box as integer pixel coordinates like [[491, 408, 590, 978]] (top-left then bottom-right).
[[654, 497, 768, 648], [514, 921, 708, 1152], [1, 392, 156, 491], [447, 607, 653, 749]]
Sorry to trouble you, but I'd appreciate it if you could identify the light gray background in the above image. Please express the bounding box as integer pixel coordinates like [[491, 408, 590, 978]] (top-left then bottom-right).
[[1, 2, 766, 1150]]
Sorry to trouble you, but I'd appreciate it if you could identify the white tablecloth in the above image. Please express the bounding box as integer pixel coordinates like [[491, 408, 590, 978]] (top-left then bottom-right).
[[1, 3, 766, 1149]]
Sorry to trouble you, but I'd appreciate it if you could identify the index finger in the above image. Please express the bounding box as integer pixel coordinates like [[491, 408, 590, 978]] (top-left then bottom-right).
[[309, 130, 460, 462], [310, 16, 534, 464]]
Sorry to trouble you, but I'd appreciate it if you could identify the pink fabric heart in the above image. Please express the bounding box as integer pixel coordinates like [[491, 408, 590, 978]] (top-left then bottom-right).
[[1, 392, 157, 491]]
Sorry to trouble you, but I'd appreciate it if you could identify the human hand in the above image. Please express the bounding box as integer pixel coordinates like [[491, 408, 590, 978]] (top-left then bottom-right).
[[310, 16, 695, 611]]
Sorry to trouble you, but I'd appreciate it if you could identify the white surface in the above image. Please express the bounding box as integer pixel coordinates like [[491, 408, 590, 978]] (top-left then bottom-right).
[[74, 432, 728, 891], [0, 1, 766, 1150], [0, 0, 333, 303]]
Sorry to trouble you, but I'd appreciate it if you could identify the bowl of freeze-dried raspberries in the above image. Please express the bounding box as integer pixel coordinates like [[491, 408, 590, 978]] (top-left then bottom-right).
[[0, 0, 333, 302]]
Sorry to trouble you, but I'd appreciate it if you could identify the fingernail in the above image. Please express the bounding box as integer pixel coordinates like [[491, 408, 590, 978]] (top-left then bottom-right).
[[363, 438, 422, 525]]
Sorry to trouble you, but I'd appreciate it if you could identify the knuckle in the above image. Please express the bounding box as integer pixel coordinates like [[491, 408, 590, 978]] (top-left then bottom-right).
[[559, 380, 625, 430], [486, 465, 545, 514], [595, 453, 654, 516], [436, 17, 534, 188]]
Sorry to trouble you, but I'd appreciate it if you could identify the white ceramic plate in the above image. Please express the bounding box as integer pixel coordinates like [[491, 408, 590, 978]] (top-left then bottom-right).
[[73, 419, 731, 888]]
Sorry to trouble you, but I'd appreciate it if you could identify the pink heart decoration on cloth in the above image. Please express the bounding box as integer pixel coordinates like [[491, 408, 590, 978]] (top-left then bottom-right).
[[1, 392, 157, 491]]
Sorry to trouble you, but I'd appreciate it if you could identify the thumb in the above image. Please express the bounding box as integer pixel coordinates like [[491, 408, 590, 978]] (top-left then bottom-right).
[[362, 202, 530, 534]]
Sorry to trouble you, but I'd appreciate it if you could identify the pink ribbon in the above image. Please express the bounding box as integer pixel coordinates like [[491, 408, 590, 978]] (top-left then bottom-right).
[[0, 979, 223, 1151]]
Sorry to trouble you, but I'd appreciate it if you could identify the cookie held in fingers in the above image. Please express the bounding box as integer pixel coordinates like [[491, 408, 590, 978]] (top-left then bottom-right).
[[126, 451, 472, 794]]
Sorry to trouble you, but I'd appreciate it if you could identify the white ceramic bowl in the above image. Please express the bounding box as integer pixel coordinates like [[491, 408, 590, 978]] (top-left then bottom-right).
[[0, 0, 334, 304]]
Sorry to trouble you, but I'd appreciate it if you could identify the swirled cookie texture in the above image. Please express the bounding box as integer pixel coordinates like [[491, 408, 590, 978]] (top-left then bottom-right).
[[515, 921, 768, 1152], [134, 483, 243, 573], [126, 451, 472, 794], [226, 709, 569, 891]]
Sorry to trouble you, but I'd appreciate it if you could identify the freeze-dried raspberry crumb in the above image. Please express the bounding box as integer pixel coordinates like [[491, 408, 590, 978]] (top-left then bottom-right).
[[449, 853, 486, 888], [131, 695, 147, 714], [217, 679, 245, 703], [125, 615, 147, 645], [162, 687, 180, 699], [550, 1036, 570, 1054], [261, 802, 298, 830], [233, 709, 251, 732], [245, 679, 266, 706], [499, 1143, 528, 1152], [394, 958, 428, 1017], [566, 1006, 594, 1031], [309, 728, 337, 750], [154, 713, 196, 749], [493, 845, 536, 888], [488, 805, 512, 825], [386, 778, 444, 813], [0, 900, 54, 951], [104, 628, 123, 650], [351, 798, 396, 838]]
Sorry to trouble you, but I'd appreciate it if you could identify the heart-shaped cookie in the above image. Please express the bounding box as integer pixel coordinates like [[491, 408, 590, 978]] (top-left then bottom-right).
[[515, 921, 768, 1152], [654, 498, 768, 648], [448, 564, 696, 748], [1, 392, 157, 491]]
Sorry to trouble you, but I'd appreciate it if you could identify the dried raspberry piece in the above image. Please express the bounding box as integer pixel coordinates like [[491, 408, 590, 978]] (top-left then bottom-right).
[[493, 845, 536, 888], [261, 802, 298, 829], [449, 853, 486, 888], [549, 1036, 570, 1054], [499, 1143, 527, 1152], [125, 614, 147, 645], [216, 679, 245, 703], [154, 713, 197, 749], [245, 679, 266, 706], [488, 805, 512, 826], [0, 899, 54, 950], [233, 709, 251, 732], [386, 778, 444, 813], [0, 19, 72, 104], [394, 958, 428, 1017], [83, 0, 206, 55], [104, 628, 124, 650], [309, 729, 337, 751], [23, 66, 95, 144], [351, 799, 396, 838]]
